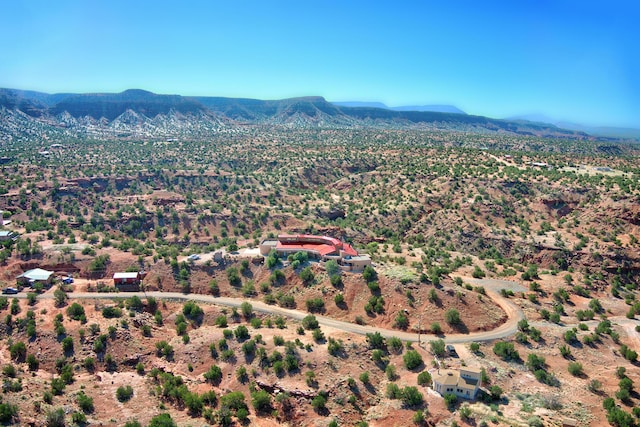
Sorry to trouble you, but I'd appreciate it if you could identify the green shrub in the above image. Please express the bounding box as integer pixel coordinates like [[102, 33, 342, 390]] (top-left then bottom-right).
[[394, 311, 409, 329], [568, 362, 583, 376], [306, 298, 325, 312], [251, 389, 272, 413], [444, 392, 457, 409], [429, 339, 446, 357], [61, 336, 74, 353], [302, 314, 319, 330], [362, 265, 377, 283], [526, 353, 546, 371], [204, 365, 223, 384], [300, 267, 315, 284], [493, 341, 519, 361], [445, 308, 461, 325], [417, 371, 432, 386], [227, 267, 242, 286], [311, 394, 327, 411], [388, 337, 403, 353], [564, 329, 577, 343], [66, 303, 86, 321], [183, 301, 204, 321], [431, 322, 442, 334], [401, 386, 423, 407], [116, 385, 134, 402], [77, 391, 94, 413], [328, 337, 344, 356], [403, 350, 423, 370], [0, 403, 18, 423], [27, 354, 39, 371], [220, 390, 247, 413], [234, 325, 250, 340], [8, 341, 26, 362], [51, 377, 66, 395], [102, 306, 122, 318], [148, 413, 177, 427], [46, 408, 65, 427]]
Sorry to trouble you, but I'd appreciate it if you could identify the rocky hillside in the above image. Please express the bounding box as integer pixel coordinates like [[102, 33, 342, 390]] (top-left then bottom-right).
[[0, 87, 599, 142]]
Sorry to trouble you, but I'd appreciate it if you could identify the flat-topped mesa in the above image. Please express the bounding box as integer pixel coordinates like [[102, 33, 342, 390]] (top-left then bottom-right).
[[259, 234, 371, 272]]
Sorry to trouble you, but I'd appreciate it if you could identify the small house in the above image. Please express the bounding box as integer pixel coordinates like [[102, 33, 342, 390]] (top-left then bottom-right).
[[0, 230, 17, 242], [432, 367, 482, 400], [113, 272, 142, 291], [17, 268, 54, 287]]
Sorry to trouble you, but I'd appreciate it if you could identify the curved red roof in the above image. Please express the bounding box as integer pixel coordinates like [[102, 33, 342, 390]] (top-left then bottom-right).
[[278, 234, 342, 246], [277, 242, 337, 256], [276, 234, 356, 256]]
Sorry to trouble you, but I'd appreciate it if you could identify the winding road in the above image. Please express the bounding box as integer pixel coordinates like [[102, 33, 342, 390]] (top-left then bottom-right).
[[11, 277, 637, 345], [9, 276, 532, 345]]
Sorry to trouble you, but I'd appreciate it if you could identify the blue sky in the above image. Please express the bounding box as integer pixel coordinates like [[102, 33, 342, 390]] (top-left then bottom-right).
[[1, 1, 638, 127]]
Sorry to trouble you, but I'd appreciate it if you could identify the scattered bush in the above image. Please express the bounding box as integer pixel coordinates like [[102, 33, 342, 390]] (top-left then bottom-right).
[[116, 385, 134, 402], [417, 371, 432, 386], [8, 341, 26, 362], [77, 391, 94, 413], [403, 350, 423, 370], [493, 341, 519, 361], [302, 314, 319, 330], [66, 303, 86, 321], [568, 362, 583, 376]]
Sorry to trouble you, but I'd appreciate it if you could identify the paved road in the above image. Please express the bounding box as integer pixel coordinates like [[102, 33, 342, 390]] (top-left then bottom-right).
[[11, 275, 534, 345]]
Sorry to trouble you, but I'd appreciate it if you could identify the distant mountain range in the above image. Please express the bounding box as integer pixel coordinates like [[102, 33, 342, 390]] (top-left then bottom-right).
[[0, 87, 632, 142], [508, 114, 640, 140], [332, 101, 466, 115]]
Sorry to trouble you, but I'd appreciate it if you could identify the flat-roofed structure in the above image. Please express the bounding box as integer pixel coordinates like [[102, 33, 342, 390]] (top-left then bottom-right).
[[432, 367, 482, 400], [260, 234, 371, 272], [113, 272, 142, 291]]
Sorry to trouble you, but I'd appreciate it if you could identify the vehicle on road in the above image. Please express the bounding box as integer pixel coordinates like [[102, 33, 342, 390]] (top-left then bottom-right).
[[446, 344, 458, 357], [187, 254, 201, 261], [2, 287, 19, 294]]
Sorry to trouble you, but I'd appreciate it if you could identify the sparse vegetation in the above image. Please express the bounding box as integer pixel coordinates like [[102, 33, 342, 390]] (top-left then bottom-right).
[[0, 110, 638, 427]]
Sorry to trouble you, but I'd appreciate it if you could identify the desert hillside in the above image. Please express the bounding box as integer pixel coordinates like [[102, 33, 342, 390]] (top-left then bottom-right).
[[0, 129, 638, 427]]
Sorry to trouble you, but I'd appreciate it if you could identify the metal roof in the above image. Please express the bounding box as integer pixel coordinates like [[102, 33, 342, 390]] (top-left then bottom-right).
[[17, 268, 54, 281], [113, 272, 140, 279]]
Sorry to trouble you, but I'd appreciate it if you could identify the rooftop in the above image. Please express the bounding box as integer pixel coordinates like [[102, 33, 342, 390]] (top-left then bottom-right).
[[433, 369, 479, 391], [434, 371, 459, 386], [274, 234, 359, 257], [17, 268, 54, 281], [113, 272, 140, 279]]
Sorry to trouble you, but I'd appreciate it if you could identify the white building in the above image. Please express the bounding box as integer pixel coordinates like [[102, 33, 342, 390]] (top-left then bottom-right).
[[432, 367, 482, 400]]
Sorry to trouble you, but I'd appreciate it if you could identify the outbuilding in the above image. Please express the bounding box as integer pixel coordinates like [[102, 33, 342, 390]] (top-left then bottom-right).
[[17, 268, 54, 287], [113, 272, 142, 291], [0, 230, 17, 242]]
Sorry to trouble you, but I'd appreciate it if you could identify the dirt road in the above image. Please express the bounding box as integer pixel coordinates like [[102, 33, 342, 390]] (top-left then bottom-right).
[[14, 275, 533, 344]]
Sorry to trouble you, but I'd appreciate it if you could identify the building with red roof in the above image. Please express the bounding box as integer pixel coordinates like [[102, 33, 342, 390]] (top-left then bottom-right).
[[259, 234, 371, 272]]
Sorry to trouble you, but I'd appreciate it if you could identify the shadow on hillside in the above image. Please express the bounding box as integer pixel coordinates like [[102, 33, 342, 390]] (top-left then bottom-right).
[[451, 321, 469, 334]]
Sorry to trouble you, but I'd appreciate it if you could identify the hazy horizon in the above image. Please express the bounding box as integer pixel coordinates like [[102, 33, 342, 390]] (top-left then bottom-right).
[[1, 1, 638, 128]]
